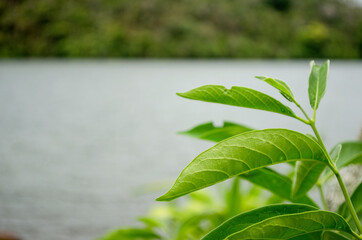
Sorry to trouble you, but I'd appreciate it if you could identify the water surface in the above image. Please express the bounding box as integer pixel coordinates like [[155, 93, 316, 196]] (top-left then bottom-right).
[[0, 60, 361, 240]]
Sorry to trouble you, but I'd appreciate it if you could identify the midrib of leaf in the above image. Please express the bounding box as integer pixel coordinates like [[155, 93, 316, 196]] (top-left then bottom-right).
[[313, 69, 320, 111]]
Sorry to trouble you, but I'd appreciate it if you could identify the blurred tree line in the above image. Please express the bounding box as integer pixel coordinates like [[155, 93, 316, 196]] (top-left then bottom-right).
[[1, 0, 362, 58]]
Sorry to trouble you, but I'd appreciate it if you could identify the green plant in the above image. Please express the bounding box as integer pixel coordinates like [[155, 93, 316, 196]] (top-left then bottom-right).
[[155, 60, 362, 239], [100, 61, 361, 240], [99, 181, 274, 240]]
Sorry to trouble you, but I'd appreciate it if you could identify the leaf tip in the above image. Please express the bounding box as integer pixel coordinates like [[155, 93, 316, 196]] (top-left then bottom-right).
[[254, 76, 265, 80], [309, 60, 315, 67], [156, 193, 172, 202], [155, 196, 164, 201]]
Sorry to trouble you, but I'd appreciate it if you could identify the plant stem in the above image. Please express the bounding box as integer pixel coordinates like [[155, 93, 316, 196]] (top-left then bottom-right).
[[294, 101, 312, 122], [335, 171, 362, 234], [295, 116, 309, 124], [309, 122, 362, 234], [317, 184, 328, 210], [293, 101, 362, 234]]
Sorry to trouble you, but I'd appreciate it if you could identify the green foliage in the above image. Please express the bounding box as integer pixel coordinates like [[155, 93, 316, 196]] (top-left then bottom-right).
[[1, 0, 362, 58], [99, 180, 271, 240], [100, 229, 160, 240], [204, 204, 354, 240], [308, 60, 329, 111], [157, 129, 328, 201], [101, 61, 362, 239], [338, 182, 362, 222], [241, 168, 317, 207], [179, 121, 253, 142], [202, 204, 318, 240], [321, 141, 362, 183], [177, 86, 297, 118], [333, 142, 362, 168], [226, 210, 353, 240], [292, 161, 326, 199], [255, 76, 295, 102]]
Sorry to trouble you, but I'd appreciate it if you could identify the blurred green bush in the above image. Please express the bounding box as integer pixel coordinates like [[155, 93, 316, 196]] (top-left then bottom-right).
[[0, 0, 361, 58]]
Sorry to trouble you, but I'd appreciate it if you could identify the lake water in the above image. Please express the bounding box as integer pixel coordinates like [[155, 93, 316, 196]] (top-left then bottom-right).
[[0, 60, 361, 240]]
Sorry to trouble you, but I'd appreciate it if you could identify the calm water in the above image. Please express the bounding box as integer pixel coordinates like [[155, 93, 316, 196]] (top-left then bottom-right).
[[0, 60, 361, 240]]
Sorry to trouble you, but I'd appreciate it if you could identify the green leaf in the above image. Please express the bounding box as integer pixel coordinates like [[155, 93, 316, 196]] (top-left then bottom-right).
[[203, 204, 355, 240], [322, 231, 350, 240], [179, 121, 253, 142], [291, 134, 330, 199], [308, 60, 329, 110], [255, 76, 295, 102], [292, 161, 326, 199], [338, 182, 362, 219], [330, 144, 342, 163], [138, 217, 161, 228], [227, 210, 353, 240], [176, 213, 221, 239], [240, 168, 317, 207], [157, 129, 328, 201], [101, 228, 161, 240], [322, 141, 362, 183], [333, 141, 362, 169], [202, 204, 317, 240], [177, 85, 298, 118]]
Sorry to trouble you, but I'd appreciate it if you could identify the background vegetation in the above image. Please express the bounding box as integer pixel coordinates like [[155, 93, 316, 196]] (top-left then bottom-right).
[[1, 0, 362, 58]]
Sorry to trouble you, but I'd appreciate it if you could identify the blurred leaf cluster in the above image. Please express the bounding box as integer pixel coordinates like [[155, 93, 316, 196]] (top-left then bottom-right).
[[1, 0, 361, 58], [99, 179, 277, 240]]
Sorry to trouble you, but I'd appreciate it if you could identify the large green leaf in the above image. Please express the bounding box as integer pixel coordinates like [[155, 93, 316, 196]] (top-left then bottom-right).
[[308, 60, 329, 110], [240, 168, 317, 207], [179, 121, 253, 142], [157, 129, 328, 201], [100, 228, 161, 240], [203, 204, 355, 240], [227, 210, 353, 240], [202, 204, 317, 240], [255, 76, 295, 102], [322, 141, 362, 183], [292, 161, 326, 199], [338, 182, 362, 220], [177, 85, 298, 118]]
